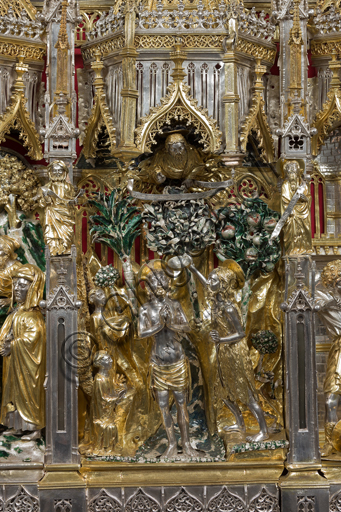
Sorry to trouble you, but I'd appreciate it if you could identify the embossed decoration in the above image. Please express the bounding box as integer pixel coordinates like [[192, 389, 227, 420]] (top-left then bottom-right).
[[165, 488, 203, 512], [207, 487, 245, 512], [249, 488, 280, 512], [125, 489, 161, 512], [4, 487, 39, 512], [89, 489, 122, 512], [330, 490, 341, 512], [135, 39, 222, 153]]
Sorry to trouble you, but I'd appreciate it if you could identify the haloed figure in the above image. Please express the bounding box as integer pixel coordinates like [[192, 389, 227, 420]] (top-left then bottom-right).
[[190, 261, 269, 442], [138, 267, 200, 459]]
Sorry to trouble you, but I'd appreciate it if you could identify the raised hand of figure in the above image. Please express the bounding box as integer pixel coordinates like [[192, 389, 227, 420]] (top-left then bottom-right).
[[0, 298, 11, 308], [0, 337, 11, 357], [209, 330, 220, 344]]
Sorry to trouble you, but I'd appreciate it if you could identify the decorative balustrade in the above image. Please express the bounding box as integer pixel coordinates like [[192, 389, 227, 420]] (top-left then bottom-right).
[[86, 0, 275, 42], [87, 6, 125, 40], [0, 7, 44, 40], [239, 7, 275, 41], [314, 6, 341, 34]]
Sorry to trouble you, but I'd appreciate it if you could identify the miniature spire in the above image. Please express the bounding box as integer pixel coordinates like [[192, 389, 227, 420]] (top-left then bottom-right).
[[55, 0, 70, 98]]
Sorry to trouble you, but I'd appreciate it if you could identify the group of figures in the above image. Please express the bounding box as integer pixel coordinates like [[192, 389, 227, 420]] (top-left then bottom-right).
[[0, 133, 336, 461]]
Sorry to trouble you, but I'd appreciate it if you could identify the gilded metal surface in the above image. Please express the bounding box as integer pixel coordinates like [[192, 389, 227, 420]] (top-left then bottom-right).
[[281, 161, 312, 255], [0, 263, 45, 434], [82, 35, 125, 61], [38, 161, 78, 256], [0, 56, 43, 160]]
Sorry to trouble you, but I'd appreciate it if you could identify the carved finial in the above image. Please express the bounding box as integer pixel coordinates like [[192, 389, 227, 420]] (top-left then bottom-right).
[[91, 49, 105, 83], [329, 51, 341, 90], [170, 37, 187, 83], [14, 55, 29, 95]]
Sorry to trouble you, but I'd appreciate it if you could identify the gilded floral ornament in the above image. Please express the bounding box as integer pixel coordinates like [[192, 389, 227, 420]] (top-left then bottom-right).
[[0, 55, 43, 160], [239, 59, 275, 162], [83, 51, 116, 159], [312, 53, 341, 156], [135, 38, 222, 154]]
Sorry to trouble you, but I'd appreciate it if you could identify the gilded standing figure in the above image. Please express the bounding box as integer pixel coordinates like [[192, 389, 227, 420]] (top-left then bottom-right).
[[38, 161, 83, 256], [0, 264, 45, 440], [188, 260, 269, 442], [281, 160, 312, 256]]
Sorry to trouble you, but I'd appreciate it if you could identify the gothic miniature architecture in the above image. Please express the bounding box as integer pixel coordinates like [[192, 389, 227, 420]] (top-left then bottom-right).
[[0, 0, 340, 509]]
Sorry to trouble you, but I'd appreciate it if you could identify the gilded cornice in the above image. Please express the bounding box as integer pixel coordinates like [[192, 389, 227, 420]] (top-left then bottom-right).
[[81, 34, 125, 61], [311, 37, 341, 58], [83, 51, 116, 159], [0, 36, 45, 60], [135, 40, 222, 154], [235, 37, 277, 64], [82, 34, 276, 65], [239, 59, 275, 163], [0, 55, 43, 160], [312, 53, 341, 155]]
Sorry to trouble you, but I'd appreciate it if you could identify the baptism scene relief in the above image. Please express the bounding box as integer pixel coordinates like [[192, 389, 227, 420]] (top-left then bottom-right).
[[2, 0, 341, 508], [0, 132, 321, 464]]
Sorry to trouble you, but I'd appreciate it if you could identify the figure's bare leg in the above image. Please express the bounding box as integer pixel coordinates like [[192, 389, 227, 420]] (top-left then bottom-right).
[[222, 399, 246, 434], [156, 389, 178, 459], [322, 393, 339, 457], [173, 390, 201, 458], [246, 391, 269, 443]]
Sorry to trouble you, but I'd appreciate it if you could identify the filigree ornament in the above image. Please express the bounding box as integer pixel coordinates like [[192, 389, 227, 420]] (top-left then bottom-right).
[[89, 489, 122, 512], [165, 488, 203, 512], [0, 0, 36, 19], [125, 489, 160, 512], [0, 55, 42, 160], [330, 489, 341, 512], [82, 36, 125, 61], [83, 52, 116, 158], [248, 488, 279, 512], [207, 487, 245, 512], [135, 40, 221, 154], [5, 486, 39, 512]]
